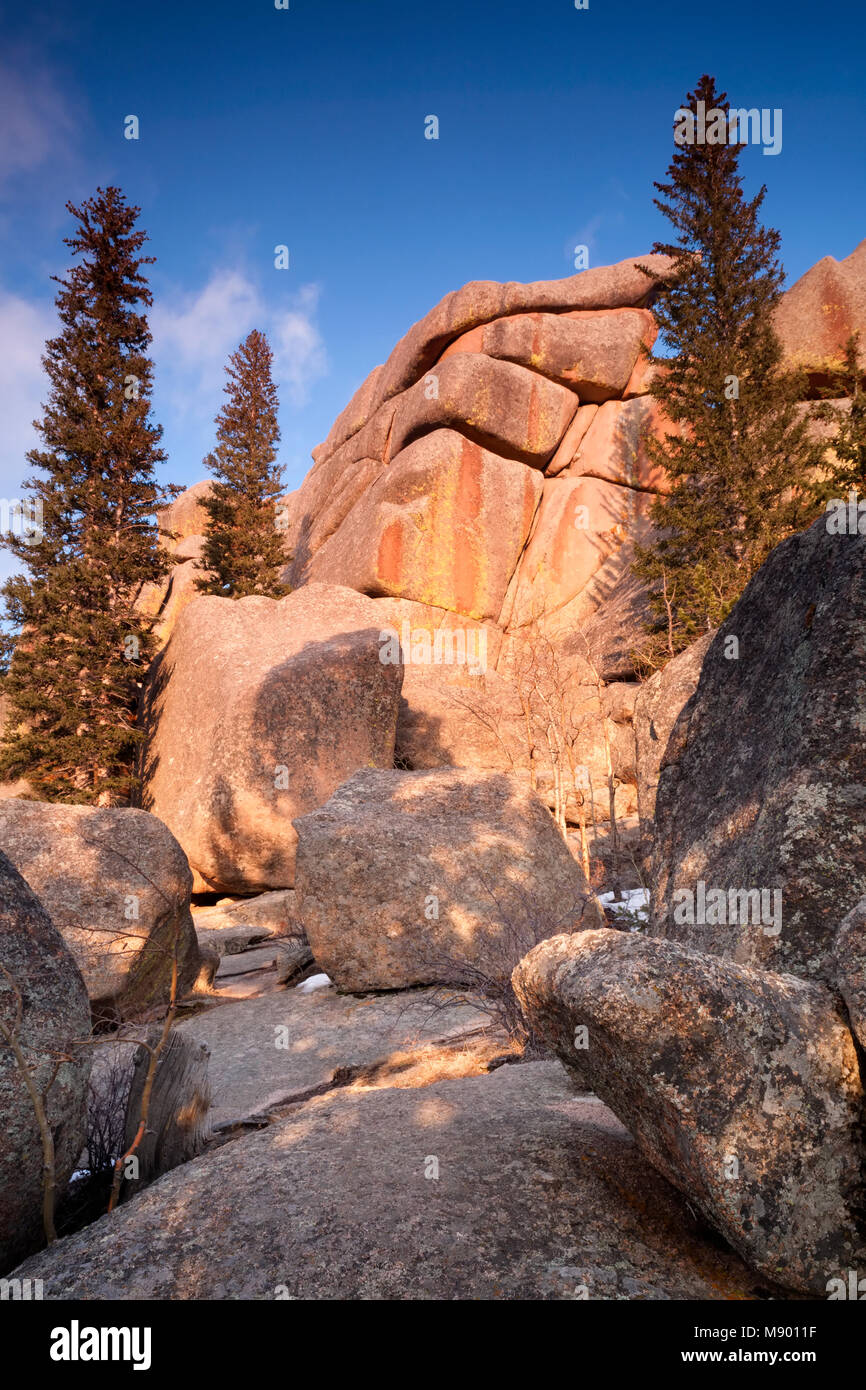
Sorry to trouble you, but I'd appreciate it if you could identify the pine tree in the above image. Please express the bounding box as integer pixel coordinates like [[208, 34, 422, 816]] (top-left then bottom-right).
[[814, 335, 866, 502], [0, 187, 171, 803], [196, 330, 289, 598], [633, 75, 819, 666]]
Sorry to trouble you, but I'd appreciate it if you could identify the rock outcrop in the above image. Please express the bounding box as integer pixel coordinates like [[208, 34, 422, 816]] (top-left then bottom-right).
[[142, 584, 403, 893], [650, 515, 866, 984], [513, 929, 866, 1295], [11, 1060, 768, 1300], [258, 255, 679, 829], [633, 632, 713, 844], [0, 801, 199, 1019], [775, 238, 866, 385], [293, 767, 604, 992], [0, 849, 91, 1273]]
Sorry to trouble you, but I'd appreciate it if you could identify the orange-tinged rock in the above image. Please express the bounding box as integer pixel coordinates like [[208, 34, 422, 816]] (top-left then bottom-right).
[[440, 308, 657, 403], [546, 403, 599, 476], [389, 352, 578, 467], [307, 429, 543, 622], [504, 475, 653, 629], [318, 254, 675, 462], [566, 396, 672, 491], [287, 400, 398, 583], [157, 480, 213, 552], [774, 239, 866, 379]]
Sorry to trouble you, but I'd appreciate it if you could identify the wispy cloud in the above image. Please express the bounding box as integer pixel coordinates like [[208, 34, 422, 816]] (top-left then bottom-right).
[[151, 269, 328, 446], [0, 289, 55, 497], [0, 55, 76, 192]]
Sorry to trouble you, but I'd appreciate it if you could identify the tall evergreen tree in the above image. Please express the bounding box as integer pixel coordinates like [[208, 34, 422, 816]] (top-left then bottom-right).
[[196, 329, 289, 598], [633, 75, 819, 666], [0, 187, 171, 803], [814, 335, 866, 504]]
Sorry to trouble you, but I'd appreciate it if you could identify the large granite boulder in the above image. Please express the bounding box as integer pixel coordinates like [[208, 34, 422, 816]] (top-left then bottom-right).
[[11, 1059, 768, 1299], [633, 633, 714, 842], [293, 767, 604, 992], [0, 849, 91, 1273], [142, 584, 403, 893], [651, 516, 866, 983], [513, 929, 866, 1295], [438, 307, 657, 402], [0, 801, 199, 1019]]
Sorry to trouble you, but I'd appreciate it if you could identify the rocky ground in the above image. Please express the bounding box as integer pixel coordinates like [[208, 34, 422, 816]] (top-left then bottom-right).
[[3, 245, 866, 1300]]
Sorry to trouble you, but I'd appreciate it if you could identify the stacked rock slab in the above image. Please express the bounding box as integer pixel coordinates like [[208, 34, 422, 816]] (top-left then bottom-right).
[[278, 255, 676, 825]]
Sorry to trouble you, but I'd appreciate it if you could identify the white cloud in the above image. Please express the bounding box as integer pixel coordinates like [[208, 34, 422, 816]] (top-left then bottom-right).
[[0, 289, 55, 498], [151, 269, 328, 429], [271, 282, 329, 406], [0, 57, 76, 191]]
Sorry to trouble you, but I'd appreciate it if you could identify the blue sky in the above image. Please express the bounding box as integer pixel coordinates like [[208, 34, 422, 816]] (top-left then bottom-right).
[[1, 0, 864, 582]]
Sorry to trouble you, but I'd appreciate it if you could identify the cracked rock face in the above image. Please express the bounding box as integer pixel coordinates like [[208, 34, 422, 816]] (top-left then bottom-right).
[[0, 850, 91, 1274], [651, 515, 866, 984], [10, 1060, 769, 1300], [512, 929, 866, 1295]]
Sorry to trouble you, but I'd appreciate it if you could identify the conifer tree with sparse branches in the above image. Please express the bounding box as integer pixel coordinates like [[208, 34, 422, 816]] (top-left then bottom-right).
[[633, 74, 819, 665], [196, 329, 289, 599], [0, 187, 172, 803]]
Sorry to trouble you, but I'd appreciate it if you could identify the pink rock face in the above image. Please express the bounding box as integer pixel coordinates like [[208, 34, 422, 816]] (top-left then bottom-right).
[[157, 480, 213, 551], [440, 308, 657, 403], [307, 429, 542, 622], [287, 401, 398, 577], [504, 476, 653, 629], [318, 253, 675, 461], [389, 353, 579, 467], [545, 403, 599, 476], [142, 586, 403, 893], [280, 256, 683, 830], [566, 396, 672, 491], [775, 239, 866, 377]]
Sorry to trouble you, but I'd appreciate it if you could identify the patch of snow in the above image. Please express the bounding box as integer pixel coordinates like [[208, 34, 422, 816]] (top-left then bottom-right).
[[295, 972, 332, 994], [599, 888, 650, 930]]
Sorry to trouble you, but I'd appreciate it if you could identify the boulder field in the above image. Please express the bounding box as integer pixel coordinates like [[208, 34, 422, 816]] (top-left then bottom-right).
[[4, 246, 866, 1301]]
